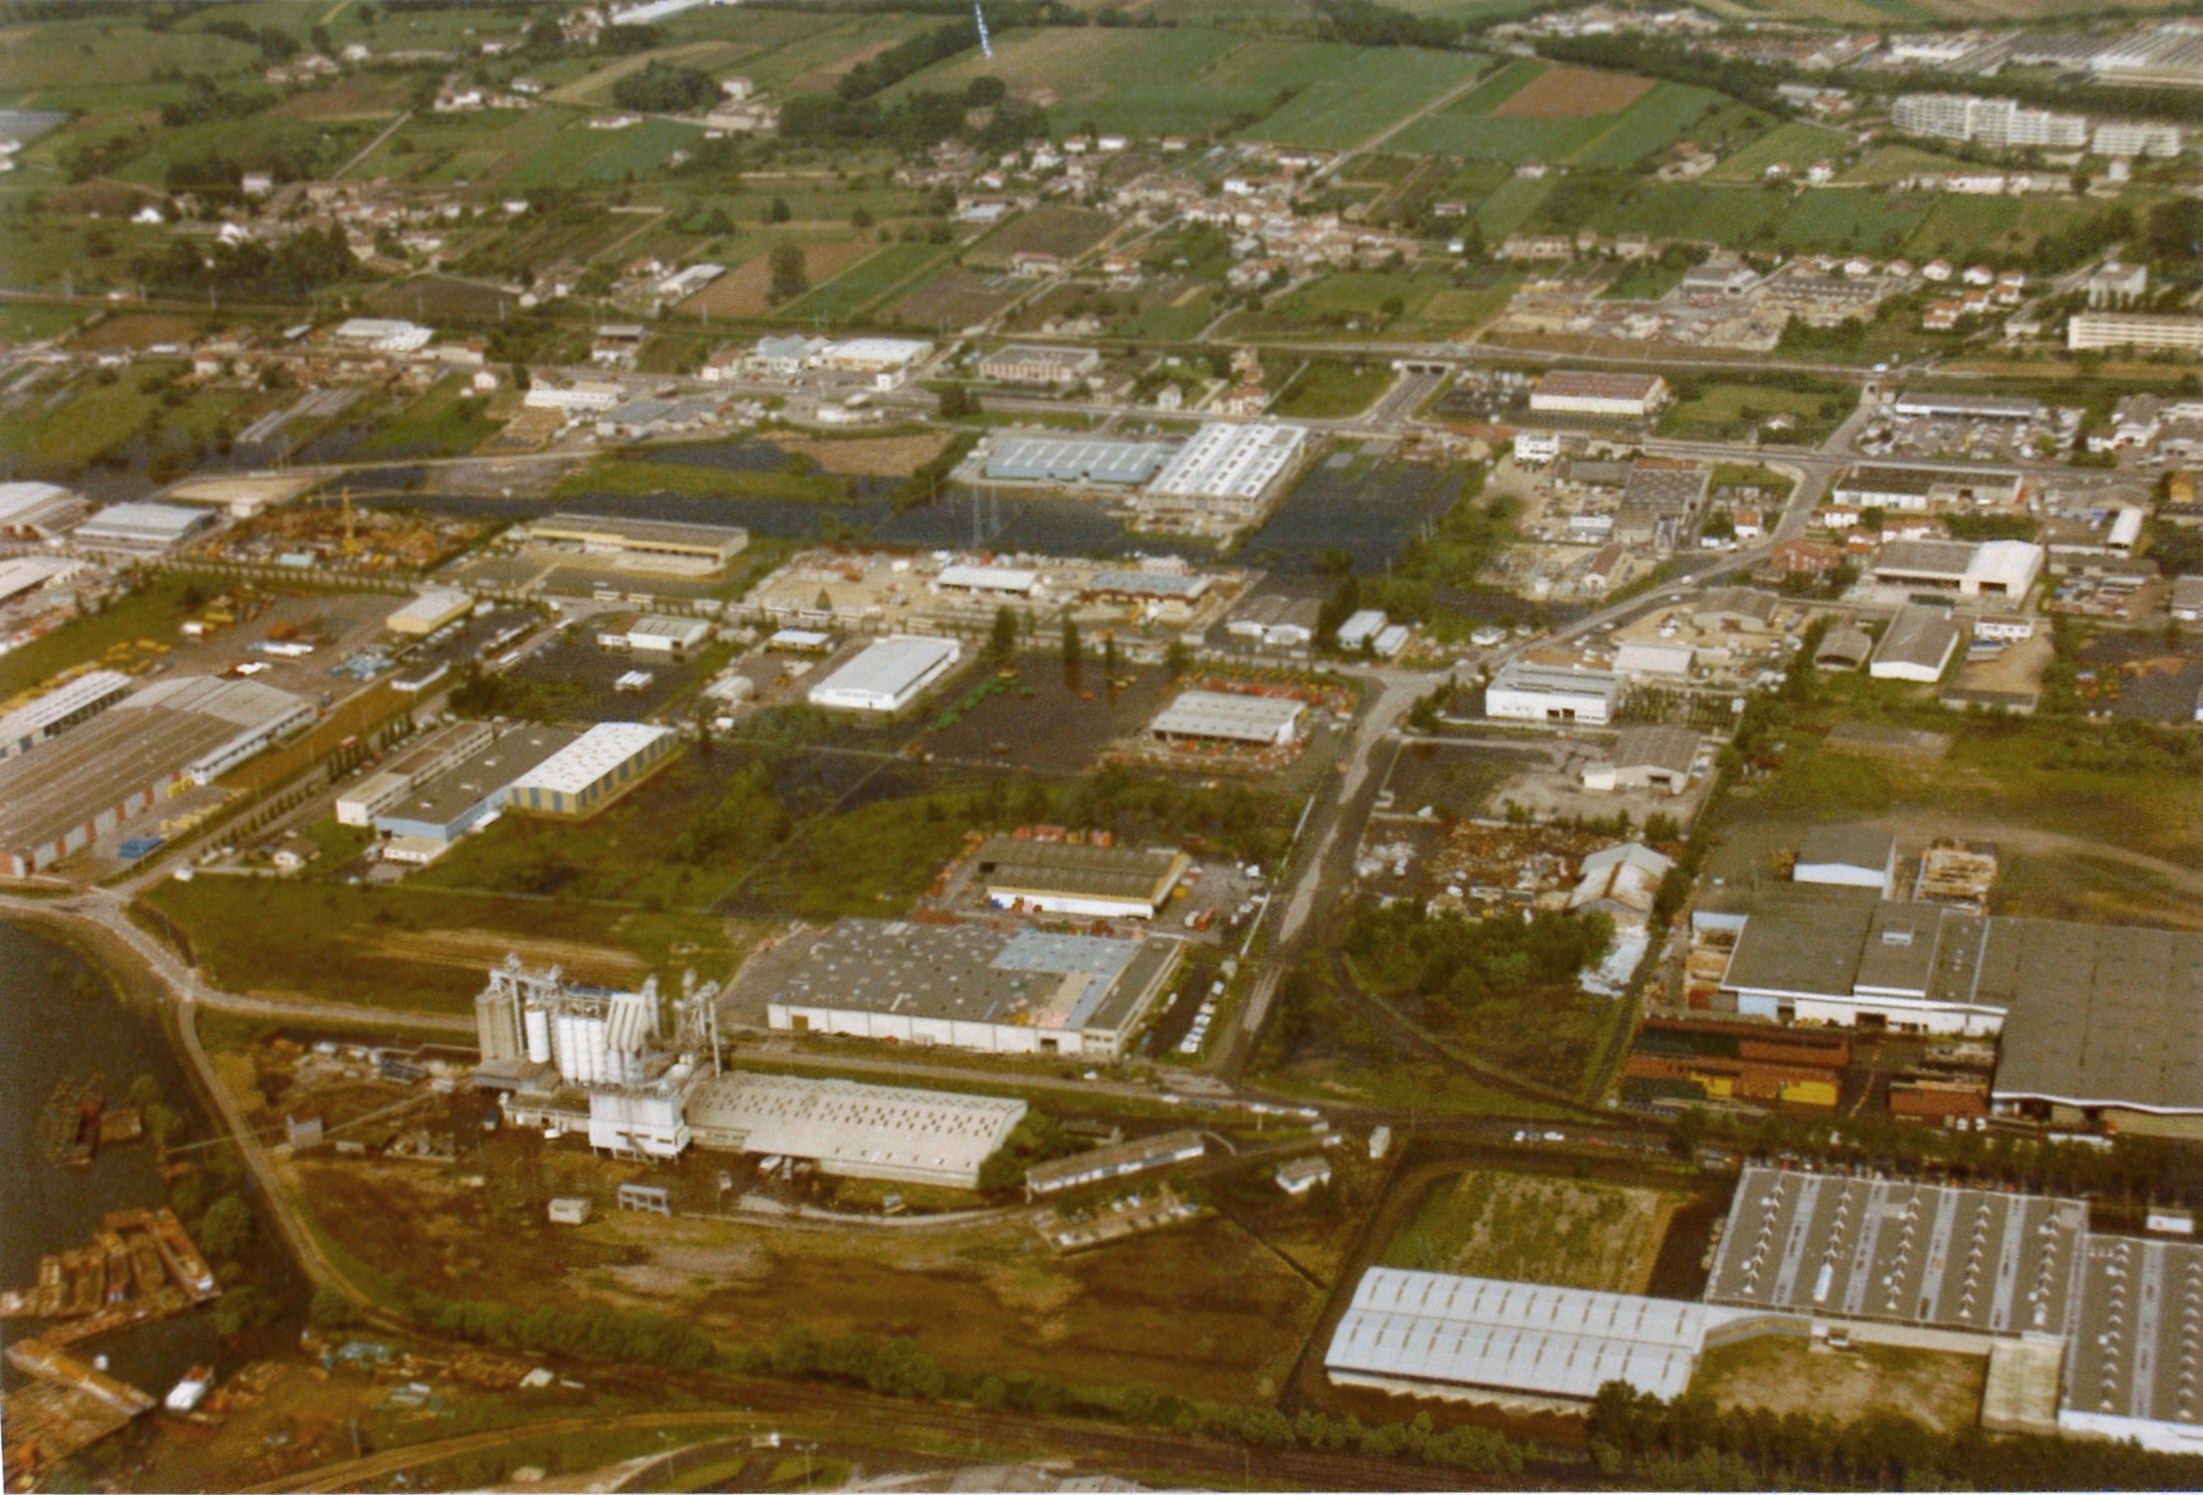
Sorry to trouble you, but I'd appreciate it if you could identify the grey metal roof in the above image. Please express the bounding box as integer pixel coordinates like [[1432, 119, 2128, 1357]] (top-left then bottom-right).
[[683, 1073, 1025, 1182], [1874, 540, 1975, 580], [1611, 724, 1699, 775], [974, 835, 1187, 906], [984, 436, 1175, 485], [1988, 919, 2203, 1114], [1149, 689, 1303, 742], [1706, 1166, 2086, 1337], [382, 725, 580, 832], [1797, 824, 1896, 873], [1327, 1268, 1760, 1403], [1873, 605, 1963, 672]]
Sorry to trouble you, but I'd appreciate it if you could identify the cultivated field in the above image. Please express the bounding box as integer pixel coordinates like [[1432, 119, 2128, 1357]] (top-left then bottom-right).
[[1491, 65, 1652, 119], [683, 240, 874, 320], [1242, 49, 1487, 151], [969, 206, 1116, 268], [885, 269, 1022, 332], [1382, 1168, 1683, 1294]]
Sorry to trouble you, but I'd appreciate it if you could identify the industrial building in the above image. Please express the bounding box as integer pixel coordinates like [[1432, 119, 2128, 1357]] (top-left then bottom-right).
[[806, 635, 962, 713], [685, 1073, 1025, 1189], [1833, 465, 2024, 512], [0, 670, 132, 760], [1716, 888, 2005, 1033], [983, 435, 1176, 486], [1890, 391, 2045, 423], [751, 917, 1181, 1059], [384, 588, 474, 637], [1528, 371, 1669, 420], [0, 480, 88, 538], [1872, 540, 2043, 599], [0, 676, 311, 876], [503, 722, 678, 818], [1793, 825, 1897, 895], [1987, 919, 2203, 1138], [1870, 605, 1963, 682], [1327, 1268, 1785, 1407], [371, 724, 581, 849], [1706, 1166, 2087, 1343], [971, 835, 1192, 919], [335, 719, 497, 827], [1148, 689, 1304, 747], [1484, 663, 1619, 726], [1082, 569, 1213, 605], [1621, 1019, 1851, 1112], [1585, 724, 1700, 795], [1025, 1130, 1206, 1195], [819, 338, 934, 376], [72, 502, 215, 552], [596, 614, 713, 656], [527, 513, 748, 568], [2063, 1236, 2203, 1452], [1142, 422, 1308, 514], [935, 564, 1042, 598], [975, 345, 1101, 386]]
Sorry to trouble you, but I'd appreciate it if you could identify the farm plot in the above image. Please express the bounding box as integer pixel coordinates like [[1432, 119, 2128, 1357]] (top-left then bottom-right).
[[1773, 188, 1933, 254], [1904, 194, 2024, 261], [1491, 64, 1652, 118], [884, 268, 1023, 333], [544, 39, 751, 106], [968, 206, 1116, 269], [739, 13, 945, 94], [1382, 1168, 1684, 1295], [504, 118, 706, 190], [1240, 49, 1486, 151], [773, 242, 953, 323], [1570, 82, 1726, 170], [683, 239, 873, 320]]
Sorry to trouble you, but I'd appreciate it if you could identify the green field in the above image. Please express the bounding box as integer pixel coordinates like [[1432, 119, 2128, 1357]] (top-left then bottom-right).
[[1473, 175, 1554, 237], [505, 118, 707, 190], [1271, 358, 1394, 419], [0, 575, 202, 700], [1225, 270, 1456, 340], [772, 242, 951, 323], [1709, 120, 1855, 183], [1241, 49, 1486, 151], [0, 21, 259, 90], [1661, 377, 1852, 444], [1572, 83, 1725, 171], [354, 375, 501, 461], [1773, 188, 1933, 255]]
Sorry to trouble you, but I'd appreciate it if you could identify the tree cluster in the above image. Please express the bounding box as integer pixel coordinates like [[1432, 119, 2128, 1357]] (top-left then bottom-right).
[[610, 62, 717, 114], [137, 223, 357, 298]]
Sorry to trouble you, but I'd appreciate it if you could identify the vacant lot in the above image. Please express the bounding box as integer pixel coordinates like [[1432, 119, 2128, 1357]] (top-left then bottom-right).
[[774, 242, 949, 323], [138, 876, 740, 1013], [1693, 1336, 1986, 1434], [1383, 1168, 1682, 1294], [1492, 65, 1651, 119], [769, 431, 951, 476]]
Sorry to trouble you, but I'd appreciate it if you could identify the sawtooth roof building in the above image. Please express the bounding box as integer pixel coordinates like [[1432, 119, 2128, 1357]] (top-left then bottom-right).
[[971, 835, 1192, 920], [749, 917, 1180, 1059], [984, 435, 1176, 486], [2064, 1235, 2203, 1452]]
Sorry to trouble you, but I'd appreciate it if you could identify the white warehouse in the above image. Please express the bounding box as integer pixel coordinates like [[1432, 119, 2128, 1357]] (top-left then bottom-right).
[[806, 635, 962, 713], [1485, 663, 1620, 726]]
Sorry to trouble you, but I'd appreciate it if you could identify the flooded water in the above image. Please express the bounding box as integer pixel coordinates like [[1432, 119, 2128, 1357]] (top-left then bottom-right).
[[1239, 460, 1464, 576], [0, 920, 304, 1401]]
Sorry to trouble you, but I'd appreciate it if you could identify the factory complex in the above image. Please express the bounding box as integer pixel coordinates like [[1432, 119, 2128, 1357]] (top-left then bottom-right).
[[1331, 1167, 2203, 1453], [0, 675, 312, 876], [744, 917, 1181, 1059], [473, 960, 1025, 1188], [365, 721, 674, 858]]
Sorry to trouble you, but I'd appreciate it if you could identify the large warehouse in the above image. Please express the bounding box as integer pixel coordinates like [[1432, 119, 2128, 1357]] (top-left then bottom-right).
[[807, 635, 962, 713], [1871, 539, 2043, 599], [0, 480, 88, 538], [684, 1073, 1026, 1189], [1529, 371, 1670, 420], [1705, 1166, 2088, 1343], [2063, 1235, 2203, 1452], [372, 725, 582, 847], [0, 676, 311, 876], [1485, 663, 1620, 726], [72, 501, 214, 552], [1869, 604, 1963, 683], [0, 669, 133, 760], [503, 722, 678, 818], [1148, 689, 1304, 747], [1715, 887, 2006, 1034], [385, 588, 474, 637], [971, 835, 1192, 919], [336, 719, 496, 827], [984, 435, 1177, 486], [1143, 422, 1308, 514], [1326, 1268, 1782, 1407], [1986, 919, 2203, 1138], [528, 513, 749, 568], [751, 917, 1181, 1059]]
